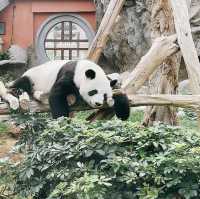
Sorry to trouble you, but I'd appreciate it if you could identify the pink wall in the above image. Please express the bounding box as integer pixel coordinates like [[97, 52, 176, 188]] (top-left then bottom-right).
[[0, 0, 96, 50], [32, 0, 95, 13], [33, 12, 96, 41]]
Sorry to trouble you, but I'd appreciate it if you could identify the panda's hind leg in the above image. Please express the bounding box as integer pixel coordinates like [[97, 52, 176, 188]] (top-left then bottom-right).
[[0, 81, 19, 110], [9, 76, 33, 96], [7, 76, 34, 110]]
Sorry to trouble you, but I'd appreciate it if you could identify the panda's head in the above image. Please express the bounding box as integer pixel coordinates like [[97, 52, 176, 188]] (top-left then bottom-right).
[[76, 60, 130, 121], [79, 68, 114, 108]]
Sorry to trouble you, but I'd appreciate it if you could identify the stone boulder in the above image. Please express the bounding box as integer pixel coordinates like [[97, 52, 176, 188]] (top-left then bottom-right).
[[178, 80, 192, 95], [0, 45, 28, 79], [8, 45, 27, 63]]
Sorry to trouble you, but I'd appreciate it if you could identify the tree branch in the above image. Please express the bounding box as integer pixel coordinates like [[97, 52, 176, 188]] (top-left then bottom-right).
[[121, 35, 179, 92], [1, 94, 200, 116], [87, 0, 126, 62]]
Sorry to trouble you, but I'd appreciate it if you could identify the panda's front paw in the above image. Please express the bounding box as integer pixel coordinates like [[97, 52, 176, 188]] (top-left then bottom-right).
[[107, 98, 114, 107], [19, 92, 30, 111], [5, 94, 19, 110], [19, 92, 30, 102]]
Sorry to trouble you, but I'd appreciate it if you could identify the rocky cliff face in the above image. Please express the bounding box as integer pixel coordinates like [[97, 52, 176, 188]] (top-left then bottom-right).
[[94, 0, 200, 78], [94, 0, 152, 73], [190, 0, 200, 55]]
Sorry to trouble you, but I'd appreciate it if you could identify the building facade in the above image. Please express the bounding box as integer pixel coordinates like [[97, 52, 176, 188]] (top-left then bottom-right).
[[0, 0, 96, 64]]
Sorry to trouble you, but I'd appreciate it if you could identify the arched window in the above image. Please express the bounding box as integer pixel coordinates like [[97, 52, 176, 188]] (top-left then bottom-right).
[[36, 14, 95, 63]]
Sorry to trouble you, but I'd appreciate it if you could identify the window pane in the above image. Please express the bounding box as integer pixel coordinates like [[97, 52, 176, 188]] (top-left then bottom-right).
[[78, 42, 89, 48], [79, 50, 88, 59], [63, 22, 70, 40], [72, 50, 78, 59], [0, 23, 5, 35], [54, 50, 62, 60], [46, 50, 54, 60], [64, 50, 70, 60], [46, 50, 62, 60], [45, 42, 55, 48], [72, 23, 87, 40], [45, 21, 90, 61], [46, 23, 62, 40], [56, 42, 80, 48]]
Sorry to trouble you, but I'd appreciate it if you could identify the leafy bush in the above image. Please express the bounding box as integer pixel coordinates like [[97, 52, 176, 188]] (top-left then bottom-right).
[[0, 122, 9, 134], [0, 51, 9, 60], [0, 162, 21, 199], [13, 117, 200, 199], [179, 109, 198, 132]]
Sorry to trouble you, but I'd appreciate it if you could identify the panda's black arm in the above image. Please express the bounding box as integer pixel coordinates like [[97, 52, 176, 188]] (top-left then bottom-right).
[[49, 78, 79, 119]]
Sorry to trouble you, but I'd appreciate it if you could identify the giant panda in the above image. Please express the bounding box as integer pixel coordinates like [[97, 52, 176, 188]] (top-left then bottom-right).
[[5, 59, 130, 120]]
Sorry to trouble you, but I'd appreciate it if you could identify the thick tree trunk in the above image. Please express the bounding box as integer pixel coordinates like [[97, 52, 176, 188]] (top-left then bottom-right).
[[170, 0, 200, 127], [143, 0, 181, 126]]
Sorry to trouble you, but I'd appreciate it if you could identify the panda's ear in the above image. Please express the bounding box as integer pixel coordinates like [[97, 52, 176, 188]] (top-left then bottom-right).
[[110, 80, 118, 88], [85, 69, 96, 79]]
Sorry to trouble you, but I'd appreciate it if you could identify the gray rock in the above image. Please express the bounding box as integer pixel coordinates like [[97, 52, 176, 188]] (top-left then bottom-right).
[[8, 45, 27, 63], [94, 0, 153, 73], [0, 45, 28, 78], [178, 80, 192, 95]]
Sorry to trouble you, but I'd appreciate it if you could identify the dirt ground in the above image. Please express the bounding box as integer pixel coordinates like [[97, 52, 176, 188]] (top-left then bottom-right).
[[0, 124, 23, 162], [0, 135, 16, 156]]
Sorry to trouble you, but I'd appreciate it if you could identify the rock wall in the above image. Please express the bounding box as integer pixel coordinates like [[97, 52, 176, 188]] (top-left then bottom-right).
[[94, 0, 200, 79], [95, 0, 152, 73]]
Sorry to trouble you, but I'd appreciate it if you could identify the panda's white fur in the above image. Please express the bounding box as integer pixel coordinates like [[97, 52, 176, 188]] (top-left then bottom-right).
[[22, 60, 67, 93]]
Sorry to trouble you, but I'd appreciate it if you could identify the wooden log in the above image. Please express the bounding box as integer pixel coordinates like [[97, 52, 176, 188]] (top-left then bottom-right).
[[170, 0, 200, 94], [143, 0, 181, 126], [1, 95, 200, 116], [121, 35, 179, 92], [87, 0, 125, 62], [129, 95, 200, 109], [170, 0, 200, 126]]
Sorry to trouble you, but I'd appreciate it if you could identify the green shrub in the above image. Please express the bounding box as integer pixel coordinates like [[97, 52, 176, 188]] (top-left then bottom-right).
[[0, 161, 21, 199], [179, 109, 198, 132], [0, 51, 9, 60], [13, 117, 200, 199], [0, 122, 9, 134]]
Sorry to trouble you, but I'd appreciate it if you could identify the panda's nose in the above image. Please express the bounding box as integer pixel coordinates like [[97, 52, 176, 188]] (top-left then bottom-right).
[[95, 102, 102, 107]]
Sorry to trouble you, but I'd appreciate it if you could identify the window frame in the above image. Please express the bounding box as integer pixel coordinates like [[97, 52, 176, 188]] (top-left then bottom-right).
[[44, 21, 90, 60], [35, 14, 95, 64], [0, 22, 5, 35]]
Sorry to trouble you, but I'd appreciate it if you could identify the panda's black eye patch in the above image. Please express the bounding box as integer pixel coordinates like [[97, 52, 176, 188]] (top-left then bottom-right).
[[88, 89, 98, 96], [85, 69, 96, 79]]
